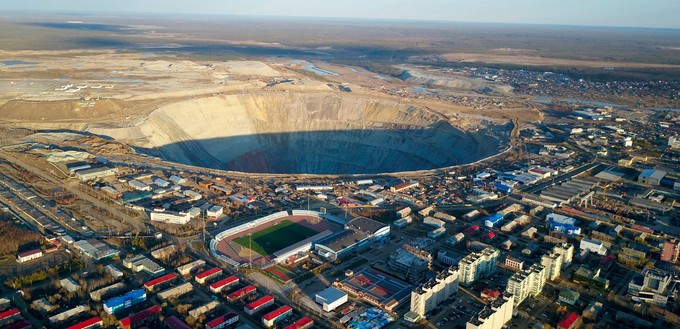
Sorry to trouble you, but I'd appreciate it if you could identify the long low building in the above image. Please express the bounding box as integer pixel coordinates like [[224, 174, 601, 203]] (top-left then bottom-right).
[[103, 289, 146, 314], [227, 285, 256, 302], [177, 259, 205, 275], [210, 276, 239, 294], [263, 305, 293, 328], [245, 295, 275, 315], [196, 267, 222, 284], [314, 216, 390, 261], [75, 166, 118, 181], [157, 282, 193, 301], [206, 312, 239, 329]]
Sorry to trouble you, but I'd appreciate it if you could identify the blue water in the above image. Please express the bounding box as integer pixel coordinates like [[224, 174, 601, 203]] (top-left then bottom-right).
[[303, 64, 338, 76], [0, 60, 39, 66]]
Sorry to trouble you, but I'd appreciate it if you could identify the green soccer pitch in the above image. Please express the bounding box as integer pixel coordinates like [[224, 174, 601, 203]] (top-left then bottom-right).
[[232, 220, 319, 256]]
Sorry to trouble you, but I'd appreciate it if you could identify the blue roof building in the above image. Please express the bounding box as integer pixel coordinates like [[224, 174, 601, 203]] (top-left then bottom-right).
[[103, 289, 146, 314]]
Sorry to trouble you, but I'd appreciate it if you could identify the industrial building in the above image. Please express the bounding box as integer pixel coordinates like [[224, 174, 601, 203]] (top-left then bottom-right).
[[314, 216, 389, 261], [263, 305, 293, 328], [206, 312, 239, 329], [103, 289, 146, 314], [506, 264, 546, 307], [539, 178, 596, 205], [460, 247, 500, 286], [73, 239, 119, 260], [315, 287, 348, 312], [150, 210, 191, 225], [409, 266, 459, 318], [638, 169, 666, 186], [75, 166, 118, 181], [157, 282, 193, 301], [244, 295, 275, 315], [466, 292, 514, 329]]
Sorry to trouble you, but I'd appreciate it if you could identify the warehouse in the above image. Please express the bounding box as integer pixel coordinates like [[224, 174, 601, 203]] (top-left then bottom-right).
[[315, 287, 348, 312], [75, 166, 118, 181], [638, 169, 666, 186]]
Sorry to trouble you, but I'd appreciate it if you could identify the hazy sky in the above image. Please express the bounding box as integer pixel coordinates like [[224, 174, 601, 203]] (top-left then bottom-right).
[[3, 0, 680, 29]]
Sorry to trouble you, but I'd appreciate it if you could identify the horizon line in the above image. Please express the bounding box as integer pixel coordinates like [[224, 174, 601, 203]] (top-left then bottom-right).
[[1, 9, 680, 31]]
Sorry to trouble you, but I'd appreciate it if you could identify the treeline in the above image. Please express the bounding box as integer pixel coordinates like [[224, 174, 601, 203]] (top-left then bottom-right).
[[0, 219, 41, 256]]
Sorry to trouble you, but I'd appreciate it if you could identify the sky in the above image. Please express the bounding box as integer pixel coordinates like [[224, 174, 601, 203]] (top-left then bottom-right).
[[2, 0, 680, 29]]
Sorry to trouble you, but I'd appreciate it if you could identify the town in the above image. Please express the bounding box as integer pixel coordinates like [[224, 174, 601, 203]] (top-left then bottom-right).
[[0, 92, 678, 329]]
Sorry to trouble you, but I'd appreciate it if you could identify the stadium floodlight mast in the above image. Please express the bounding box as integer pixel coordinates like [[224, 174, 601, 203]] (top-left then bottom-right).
[[248, 233, 253, 268]]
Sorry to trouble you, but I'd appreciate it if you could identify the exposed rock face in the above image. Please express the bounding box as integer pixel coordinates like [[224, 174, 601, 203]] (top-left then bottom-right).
[[89, 93, 505, 174]]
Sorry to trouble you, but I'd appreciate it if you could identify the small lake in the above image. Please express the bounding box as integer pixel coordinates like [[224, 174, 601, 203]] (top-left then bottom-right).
[[303, 64, 338, 76], [0, 60, 39, 66]]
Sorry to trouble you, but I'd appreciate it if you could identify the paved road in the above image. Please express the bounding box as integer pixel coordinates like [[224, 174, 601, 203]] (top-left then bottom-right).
[[0, 151, 146, 232]]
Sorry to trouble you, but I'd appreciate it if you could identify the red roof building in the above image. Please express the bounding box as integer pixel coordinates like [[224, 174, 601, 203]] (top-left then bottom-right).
[[481, 289, 501, 302], [227, 285, 256, 302], [0, 309, 21, 322], [143, 273, 177, 291], [195, 267, 222, 284], [209, 275, 239, 294], [463, 225, 480, 235], [3, 320, 31, 329], [244, 295, 275, 315], [65, 317, 103, 329], [262, 305, 293, 328], [283, 317, 314, 329], [119, 305, 161, 329], [557, 313, 582, 329], [164, 315, 190, 329], [205, 312, 239, 329], [482, 231, 497, 240]]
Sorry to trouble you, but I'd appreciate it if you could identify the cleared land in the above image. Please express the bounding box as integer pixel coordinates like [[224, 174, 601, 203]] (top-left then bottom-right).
[[232, 220, 319, 256]]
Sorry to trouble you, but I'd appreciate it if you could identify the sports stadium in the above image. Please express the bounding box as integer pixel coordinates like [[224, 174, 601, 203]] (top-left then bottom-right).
[[210, 210, 345, 268]]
